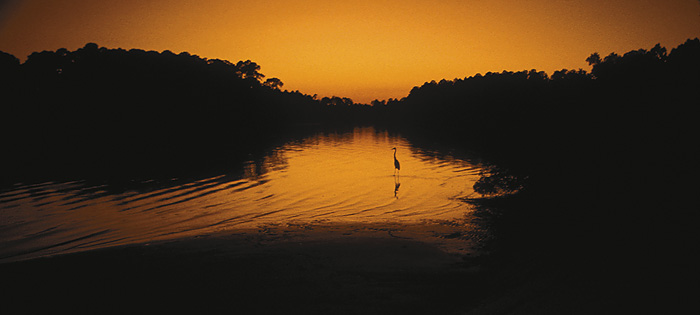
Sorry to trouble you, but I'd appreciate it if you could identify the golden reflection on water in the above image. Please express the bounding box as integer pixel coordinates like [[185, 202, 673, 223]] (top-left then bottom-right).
[[238, 127, 482, 224], [0, 127, 485, 261]]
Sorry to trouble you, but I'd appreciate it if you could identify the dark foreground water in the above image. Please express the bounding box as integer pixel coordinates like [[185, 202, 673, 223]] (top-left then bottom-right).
[[0, 127, 486, 262]]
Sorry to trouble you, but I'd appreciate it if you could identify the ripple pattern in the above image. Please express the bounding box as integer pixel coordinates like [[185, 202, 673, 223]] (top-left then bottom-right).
[[0, 127, 484, 262]]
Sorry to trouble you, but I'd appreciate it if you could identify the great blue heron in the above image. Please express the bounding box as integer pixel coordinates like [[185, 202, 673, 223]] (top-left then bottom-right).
[[392, 147, 400, 175]]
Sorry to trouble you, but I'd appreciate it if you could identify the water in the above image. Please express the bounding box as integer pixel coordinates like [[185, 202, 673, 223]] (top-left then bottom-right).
[[0, 127, 485, 262]]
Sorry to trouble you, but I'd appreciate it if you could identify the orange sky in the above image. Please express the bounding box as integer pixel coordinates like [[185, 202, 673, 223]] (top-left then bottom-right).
[[1, 0, 698, 103]]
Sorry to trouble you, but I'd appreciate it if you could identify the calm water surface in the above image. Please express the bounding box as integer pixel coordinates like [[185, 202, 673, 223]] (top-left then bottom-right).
[[0, 127, 485, 262]]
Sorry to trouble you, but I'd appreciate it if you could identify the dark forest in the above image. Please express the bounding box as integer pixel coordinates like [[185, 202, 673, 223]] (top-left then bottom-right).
[[2, 39, 698, 202]]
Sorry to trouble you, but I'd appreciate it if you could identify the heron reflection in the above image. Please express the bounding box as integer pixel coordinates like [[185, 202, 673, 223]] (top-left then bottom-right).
[[392, 147, 401, 198], [394, 175, 401, 198]]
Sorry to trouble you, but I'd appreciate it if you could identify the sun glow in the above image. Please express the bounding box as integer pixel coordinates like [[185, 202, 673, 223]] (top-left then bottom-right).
[[1, 0, 698, 103]]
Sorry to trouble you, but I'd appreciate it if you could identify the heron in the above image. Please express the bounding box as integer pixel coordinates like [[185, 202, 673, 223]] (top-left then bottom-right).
[[392, 147, 400, 175]]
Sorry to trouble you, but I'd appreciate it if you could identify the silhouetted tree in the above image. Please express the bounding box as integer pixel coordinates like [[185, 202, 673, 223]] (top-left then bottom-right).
[[235, 60, 264, 81], [0, 50, 20, 71], [585, 52, 601, 66], [371, 99, 386, 107], [0, 50, 20, 90], [264, 77, 283, 89]]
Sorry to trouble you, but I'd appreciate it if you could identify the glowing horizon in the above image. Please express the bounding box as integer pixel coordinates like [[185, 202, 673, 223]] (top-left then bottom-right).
[[1, 0, 698, 103]]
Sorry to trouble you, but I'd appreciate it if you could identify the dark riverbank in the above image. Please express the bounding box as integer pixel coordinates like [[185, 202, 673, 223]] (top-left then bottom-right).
[[2, 219, 691, 314], [2, 223, 483, 314]]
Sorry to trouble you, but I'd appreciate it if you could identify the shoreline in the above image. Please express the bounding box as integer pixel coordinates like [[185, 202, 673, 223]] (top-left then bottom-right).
[[0, 219, 485, 264], [2, 218, 689, 314], [2, 221, 486, 314]]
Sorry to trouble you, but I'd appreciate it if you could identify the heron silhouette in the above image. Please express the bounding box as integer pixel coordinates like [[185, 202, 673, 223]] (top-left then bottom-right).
[[392, 147, 400, 176]]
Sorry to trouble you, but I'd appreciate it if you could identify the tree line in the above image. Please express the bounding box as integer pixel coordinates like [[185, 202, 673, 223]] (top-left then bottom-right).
[[0, 43, 376, 182], [1, 39, 698, 187], [385, 39, 698, 198]]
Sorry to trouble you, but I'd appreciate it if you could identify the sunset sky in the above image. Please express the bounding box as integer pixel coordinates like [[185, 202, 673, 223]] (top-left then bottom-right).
[[1, 0, 698, 103]]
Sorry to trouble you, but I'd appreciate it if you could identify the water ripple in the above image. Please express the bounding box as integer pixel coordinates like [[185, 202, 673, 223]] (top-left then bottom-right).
[[0, 127, 483, 262]]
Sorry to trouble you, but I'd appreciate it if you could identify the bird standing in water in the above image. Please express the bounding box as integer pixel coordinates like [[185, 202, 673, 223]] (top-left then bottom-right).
[[392, 147, 400, 175]]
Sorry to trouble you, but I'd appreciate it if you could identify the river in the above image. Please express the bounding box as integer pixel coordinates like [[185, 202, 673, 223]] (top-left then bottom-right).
[[0, 127, 486, 262]]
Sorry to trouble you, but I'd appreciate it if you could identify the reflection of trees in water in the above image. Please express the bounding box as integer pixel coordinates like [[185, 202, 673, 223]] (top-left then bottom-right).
[[242, 149, 289, 180]]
